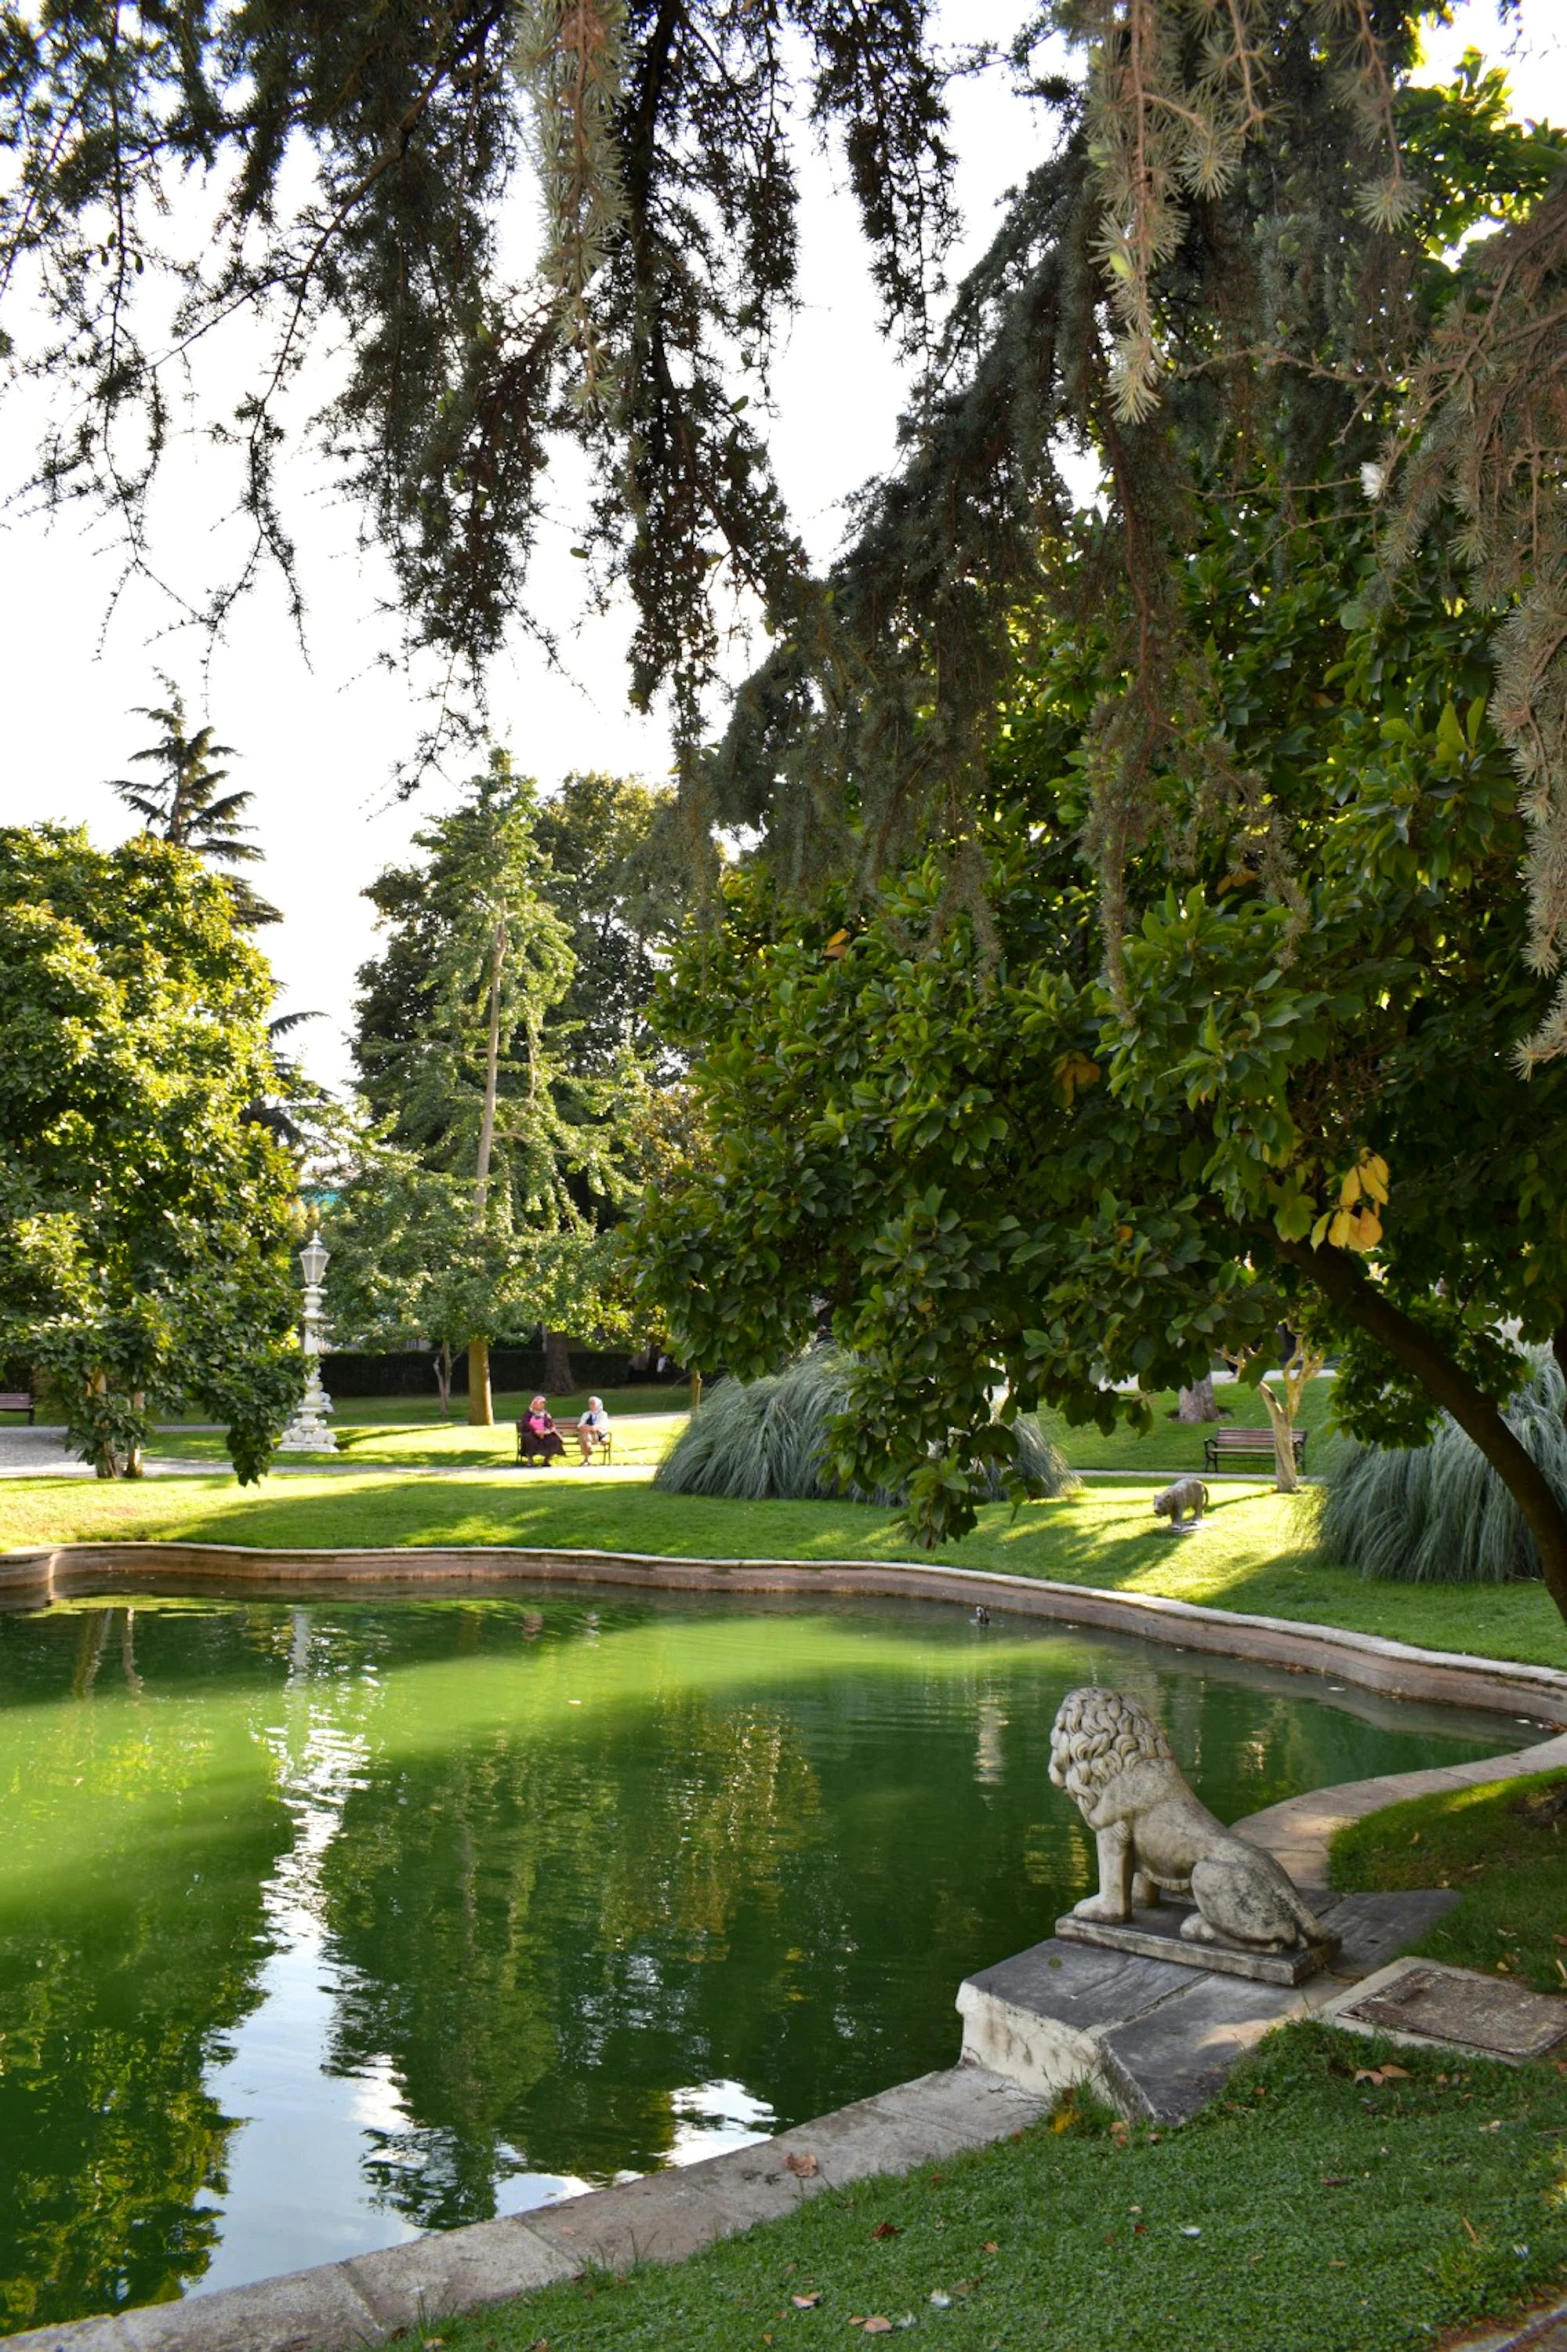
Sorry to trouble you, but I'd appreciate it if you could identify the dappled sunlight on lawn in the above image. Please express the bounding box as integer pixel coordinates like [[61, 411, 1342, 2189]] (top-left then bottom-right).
[[3, 1469, 1565, 1670]]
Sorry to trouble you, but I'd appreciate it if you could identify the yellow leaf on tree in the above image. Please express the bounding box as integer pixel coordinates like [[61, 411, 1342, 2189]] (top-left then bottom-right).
[[1349, 1205, 1383, 1251], [1339, 1167, 1363, 1208], [1360, 1152, 1390, 1204]]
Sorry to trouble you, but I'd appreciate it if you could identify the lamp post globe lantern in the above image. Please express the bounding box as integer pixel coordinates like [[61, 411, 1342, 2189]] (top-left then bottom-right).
[[276, 1226, 337, 1453]]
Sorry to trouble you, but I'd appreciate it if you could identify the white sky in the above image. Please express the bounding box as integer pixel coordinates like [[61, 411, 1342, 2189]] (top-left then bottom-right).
[[1, 0, 1563, 1094]]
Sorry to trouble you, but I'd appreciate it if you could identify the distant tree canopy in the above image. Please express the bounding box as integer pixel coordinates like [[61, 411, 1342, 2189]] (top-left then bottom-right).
[[334, 756, 648, 1416], [532, 772, 684, 1076], [0, 826, 303, 1479]]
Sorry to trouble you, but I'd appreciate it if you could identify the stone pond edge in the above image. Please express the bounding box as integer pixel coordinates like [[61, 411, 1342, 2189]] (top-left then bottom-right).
[[4, 1537, 1566, 1726], [3, 1541, 1566, 2352]]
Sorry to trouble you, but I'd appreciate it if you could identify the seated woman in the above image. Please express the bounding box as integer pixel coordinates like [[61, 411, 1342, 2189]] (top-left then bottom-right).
[[517, 1395, 565, 1463], [575, 1396, 613, 1464]]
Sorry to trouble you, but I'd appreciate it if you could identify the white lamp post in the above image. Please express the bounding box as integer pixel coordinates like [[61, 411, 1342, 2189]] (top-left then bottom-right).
[[276, 1228, 337, 1453]]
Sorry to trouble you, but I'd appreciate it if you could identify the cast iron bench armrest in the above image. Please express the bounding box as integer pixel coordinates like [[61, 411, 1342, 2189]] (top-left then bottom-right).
[[1203, 1424, 1307, 1472]]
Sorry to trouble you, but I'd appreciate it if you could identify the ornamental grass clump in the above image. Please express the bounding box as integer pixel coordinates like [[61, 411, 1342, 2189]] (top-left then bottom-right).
[[1322, 1349, 1567, 1584], [655, 1348, 1074, 1506]]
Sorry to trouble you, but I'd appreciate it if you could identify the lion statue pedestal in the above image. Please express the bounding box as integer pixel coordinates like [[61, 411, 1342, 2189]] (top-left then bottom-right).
[[1048, 1687, 1339, 1985]]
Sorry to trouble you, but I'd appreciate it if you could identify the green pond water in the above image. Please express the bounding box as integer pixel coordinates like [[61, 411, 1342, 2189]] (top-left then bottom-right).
[[0, 1583, 1530, 2330]]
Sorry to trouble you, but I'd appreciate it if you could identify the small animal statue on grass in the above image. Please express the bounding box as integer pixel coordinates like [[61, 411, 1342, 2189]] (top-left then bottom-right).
[[1152, 1475, 1208, 1532], [1048, 1687, 1330, 1954]]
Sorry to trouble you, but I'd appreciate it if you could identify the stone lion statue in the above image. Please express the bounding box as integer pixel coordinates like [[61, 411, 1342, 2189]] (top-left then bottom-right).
[[1048, 1687, 1329, 1953], [1153, 1475, 1208, 1530]]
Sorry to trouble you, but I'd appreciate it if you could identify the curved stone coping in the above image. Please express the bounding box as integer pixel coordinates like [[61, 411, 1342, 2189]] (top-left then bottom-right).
[[4, 1537, 1567, 1728], [1238, 1729, 1567, 1889], [0, 2064, 1051, 2352], [5, 1541, 1565, 2352]]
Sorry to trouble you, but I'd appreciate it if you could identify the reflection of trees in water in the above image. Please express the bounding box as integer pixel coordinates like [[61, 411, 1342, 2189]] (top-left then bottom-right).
[[316, 1690, 824, 2221], [0, 1594, 1504, 2314], [0, 1608, 288, 2331]]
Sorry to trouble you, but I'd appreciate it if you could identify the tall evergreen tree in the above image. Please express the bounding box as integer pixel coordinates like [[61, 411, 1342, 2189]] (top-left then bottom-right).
[[108, 684, 281, 928], [350, 754, 633, 1420], [4, 4, 1563, 977]]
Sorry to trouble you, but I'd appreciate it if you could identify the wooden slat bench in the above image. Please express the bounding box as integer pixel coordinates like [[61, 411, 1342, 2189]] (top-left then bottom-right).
[[0, 1391, 35, 1425], [516, 1419, 615, 1466], [1203, 1424, 1306, 1473]]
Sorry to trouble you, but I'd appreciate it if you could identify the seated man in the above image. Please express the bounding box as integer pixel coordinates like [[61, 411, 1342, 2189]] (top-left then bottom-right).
[[576, 1395, 613, 1464], [517, 1395, 565, 1463]]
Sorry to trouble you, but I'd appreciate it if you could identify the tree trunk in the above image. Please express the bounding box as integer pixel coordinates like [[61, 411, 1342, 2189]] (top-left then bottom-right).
[[544, 1329, 575, 1393], [1176, 1375, 1217, 1422], [1284, 1241, 1567, 1626], [1257, 1381, 1299, 1493], [466, 1335, 493, 1427], [434, 1340, 453, 1417], [87, 1368, 116, 1477], [124, 1389, 146, 1479], [473, 920, 506, 1224], [465, 918, 507, 1431], [689, 1368, 703, 1415]]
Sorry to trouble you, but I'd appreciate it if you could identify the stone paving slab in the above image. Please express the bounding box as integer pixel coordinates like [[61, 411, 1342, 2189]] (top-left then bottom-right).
[[342, 2216, 577, 2332], [118, 2263, 382, 2352], [1321, 1958, 1567, 2065]]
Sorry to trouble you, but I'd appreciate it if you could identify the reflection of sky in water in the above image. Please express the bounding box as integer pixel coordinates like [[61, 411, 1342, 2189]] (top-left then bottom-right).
[[193, 1617, 771, 2295], [0, 1587, 1531, 2326]]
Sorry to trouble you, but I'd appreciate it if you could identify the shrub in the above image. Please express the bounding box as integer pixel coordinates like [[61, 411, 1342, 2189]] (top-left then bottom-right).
[[655, 1347, 1075, 1506], [1321, 1349, 1567, 1583]]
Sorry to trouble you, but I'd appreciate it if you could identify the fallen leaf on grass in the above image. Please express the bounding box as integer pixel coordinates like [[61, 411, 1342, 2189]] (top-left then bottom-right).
[[791, 2293, 821, 2309], [785, 2152, 820, 2178], [929, 2292, 952, 2309], [983, 2241, 999, 2254], [862, 2321, 894, 2337], [872, 2222, 901, 2241], [1320, 2176, 1350, 2187], [1353, 2065, 1409, 2087]]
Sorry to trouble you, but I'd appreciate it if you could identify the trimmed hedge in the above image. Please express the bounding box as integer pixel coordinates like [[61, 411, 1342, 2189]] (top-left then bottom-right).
[[320, 1347, 643, 1398]]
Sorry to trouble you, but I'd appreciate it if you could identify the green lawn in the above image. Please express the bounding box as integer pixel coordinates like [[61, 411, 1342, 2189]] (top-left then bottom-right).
[[425, 2026, 1567, 2352], [147, 1405, 686, 1471], [1036, 1374, 1347, 1476], [5, 1471, 1566, 1668], [137, 1376, 1341, 1476], [1332, 1768, 1567, 1994]]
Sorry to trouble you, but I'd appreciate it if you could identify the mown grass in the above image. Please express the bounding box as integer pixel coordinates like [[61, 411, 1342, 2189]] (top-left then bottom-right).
[[1332, 1768, 1567, 1994], [137, 1376, 1340, 1475], [1035, 1374, 1346, 1476], [427, 2025, 1567, 2352], [146, 1406, 686, 1471], [5, 1473, 1566, 1668]]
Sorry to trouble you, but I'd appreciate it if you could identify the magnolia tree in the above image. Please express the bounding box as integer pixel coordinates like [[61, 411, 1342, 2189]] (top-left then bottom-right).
[[0, 827, 303, 1478], [631, 503, 1567, 1622]]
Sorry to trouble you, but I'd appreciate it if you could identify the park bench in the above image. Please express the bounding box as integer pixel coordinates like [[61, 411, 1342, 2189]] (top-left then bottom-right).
[[516, 1418, 615, 1466], [0, 1391, 35, 1425], [1203, 1424, 1306, 1473]]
